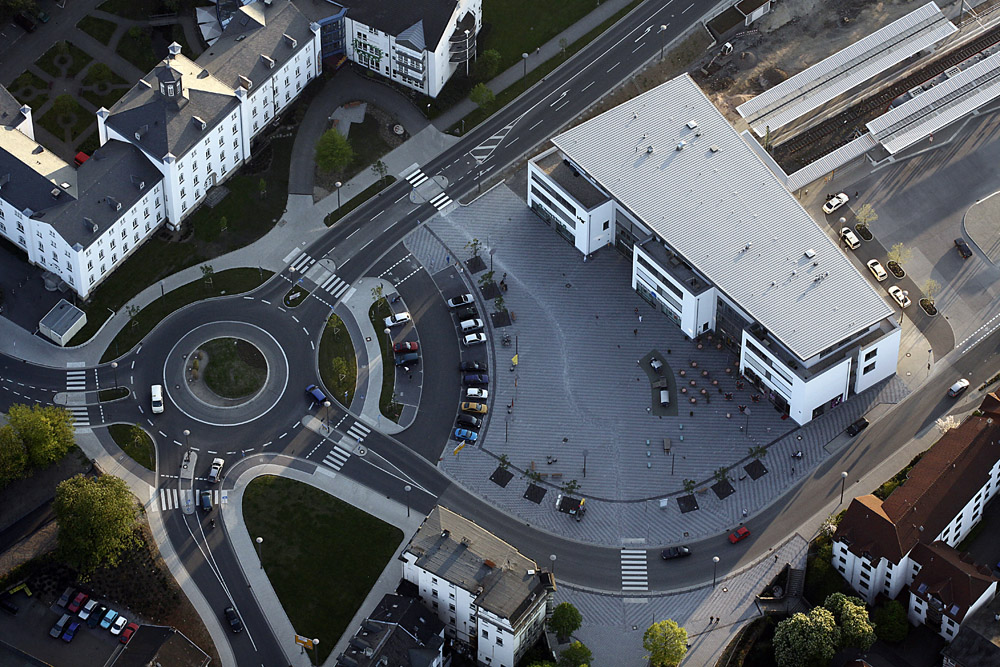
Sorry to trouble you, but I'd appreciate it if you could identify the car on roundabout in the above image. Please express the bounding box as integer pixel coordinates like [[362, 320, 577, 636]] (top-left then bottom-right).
[[224, 607, 243, 633], [729, 526, 751, 544], [208, 458, 225, 483], [447, 294, 474, 308], [660, 546, 691, 560], [306, 384, 327, 403]]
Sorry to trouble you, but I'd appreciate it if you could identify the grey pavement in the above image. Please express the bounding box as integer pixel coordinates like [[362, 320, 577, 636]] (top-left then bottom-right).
[[964, 190, 1000, 264]]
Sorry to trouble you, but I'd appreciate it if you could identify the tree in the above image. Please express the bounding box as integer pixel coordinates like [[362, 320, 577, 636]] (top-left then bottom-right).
[[526, 663, 557, 667], [475, 49, 501, 81], [0, 0, 35, 19], [494, 294, 505, 312], [0, 425, 28, 488], [315, 129, 354, 173], [643, 619, 687, 667], [371, 283, 385, 305], [886, 242, 912, 267], [497, 453, 510, 471], [855, 203, 878, 230], [872, 599, 909, 643], [371, 159, 388, 186], [748, 445, 767, 459], [466, 238, 483, 259], [558, 640, 591, 667], [682, 479, 696, 494], [713, 466, 730, 484], [87, 63, 113, 84], [825, 593, 876, 651], [478, 270, 495, 291], [561, 479, 580, 495], [201, 264, 214, 286], [548, 602, 583, 641], [7, 404, 75, 469], [922, 278, 941, 304], [470, 83, 495, 111], [773, 608, 839, 667], [54, 475, 140, 575]]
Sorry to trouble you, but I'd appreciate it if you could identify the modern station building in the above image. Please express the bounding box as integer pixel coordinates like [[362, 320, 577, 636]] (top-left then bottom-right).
[[528, 74, 900, 425]]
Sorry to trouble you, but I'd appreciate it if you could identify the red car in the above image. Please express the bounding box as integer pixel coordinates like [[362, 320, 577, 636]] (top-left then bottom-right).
[[120, 622, 139, 644], [67, 592, 88, 614], [729, 526, 750, 544], [393, 341, 419, 353]]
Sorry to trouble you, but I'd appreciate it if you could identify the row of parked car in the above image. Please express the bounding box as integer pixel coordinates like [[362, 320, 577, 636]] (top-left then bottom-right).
[[446, 293, 489, 441], [51, 588, 138, 644]]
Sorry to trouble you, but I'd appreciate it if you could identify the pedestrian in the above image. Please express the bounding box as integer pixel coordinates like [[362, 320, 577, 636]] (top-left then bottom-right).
[[742, 508, 748, 518], [854, 191, 859, 198], [709, 616, 714, 623], [715, 617, 720, 624], [633, 328, 638, 336], [774, 554, 778, 563], [638, 315, 643, 323], [634, 307, 639, 315]]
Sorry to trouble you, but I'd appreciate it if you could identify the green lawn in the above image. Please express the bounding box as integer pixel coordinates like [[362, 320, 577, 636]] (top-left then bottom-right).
[[201, 338, 267, 399], [99, 387, 129, 401], [35, 42, 93, 79], [116, 28, 158, 72], [81, 86, 127, 110], [318, 313, 357, 407], [76, 15, 117, 45], [108, 423, 156, 471], [97, 0, 173, 20], [38, 95, 94, 141], [242, 476, 403, 663], [91, 268, 274, 360], [324, 176, 397, 227], [282, 285, 310, 307], [8, 71, 50, 109], [82, 63, 128, 87], [369, 300, 402, 422]]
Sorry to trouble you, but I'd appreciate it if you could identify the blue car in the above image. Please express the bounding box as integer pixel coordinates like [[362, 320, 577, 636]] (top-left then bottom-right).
[[306, 384, 327, 404], [462, 373, 489, 386], [100, 609, 118, 629], [454, 428, 478, 442], [62, 621, 81, 642]]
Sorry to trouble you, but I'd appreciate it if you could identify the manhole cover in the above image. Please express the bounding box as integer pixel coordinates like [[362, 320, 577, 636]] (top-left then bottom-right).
[[393, 124, 404, 135]]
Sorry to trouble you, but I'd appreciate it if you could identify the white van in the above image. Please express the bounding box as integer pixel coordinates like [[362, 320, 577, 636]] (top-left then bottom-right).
[[659, 389, 670, 406], [840, 227, 861, 250], [151, 385, 164, 414], [459, 318, 483, 333]]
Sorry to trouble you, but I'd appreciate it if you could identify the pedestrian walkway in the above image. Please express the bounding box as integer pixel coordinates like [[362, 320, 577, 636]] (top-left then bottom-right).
[[620, 549, 649, 591], [320, 444, 352, 472], [151, 486, 229, 512]]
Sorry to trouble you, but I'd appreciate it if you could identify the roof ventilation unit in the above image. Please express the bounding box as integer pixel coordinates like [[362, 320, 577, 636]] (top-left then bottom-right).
[[709, 145, 720, 153], [84, 217, 98, 233], [686, 120, 698, 129], [676, 141, 686, 151], [50, 187, 61, 198], [283, 33, 297, 48], [646, 145, 654, 154], [192, 116, 207, 130], [261, 54, 275, 69], [804, 249, 816, 258], [239, 75, 253, 90], [131, 175, 145, 190], [107, 197, 122, 211]]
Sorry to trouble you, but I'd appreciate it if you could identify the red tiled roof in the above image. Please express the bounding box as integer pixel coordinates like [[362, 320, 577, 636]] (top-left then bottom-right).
[[910, 542, 996, 623]]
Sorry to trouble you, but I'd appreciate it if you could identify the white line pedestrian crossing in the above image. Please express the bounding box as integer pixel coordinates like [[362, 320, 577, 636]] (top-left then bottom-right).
[[153, 487, 229, 512], [322, 445, 352, 471], [66, 370, 87, 391], [347, 421, 370, 443], [68, 406, 90, 429], [429, 192, 452, 211], [405, 169, 429, 188], [318, 273, 351, 299], [289, 252, 315, 273], [621, 549, 648, 591]]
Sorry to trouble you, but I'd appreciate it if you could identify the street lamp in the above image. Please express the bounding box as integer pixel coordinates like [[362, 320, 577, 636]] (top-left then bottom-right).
[[712, 555, 720, 588], [549, 553, 557, 576], [182, 429, 190, 447], [312, 638, 320, 667], [110, 361, 118, 388], [323, 400, 331, 433], [522, 52, 529, 80], [255, 536, 263, 568], [384, 327, 392, 360], [334, 181, 342, 211], [404, 484, 412, 517], [465, 29, 471, 77], [659, 24, 668, 60], [840, 471, 849, 505]]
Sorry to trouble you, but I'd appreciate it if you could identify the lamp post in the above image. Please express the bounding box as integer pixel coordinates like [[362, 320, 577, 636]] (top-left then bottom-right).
[[110, 361, 118, 388], [522, 52, 529, 80], [549, 553, 557, 576], [659, 24, 668, 60], [255, 536, 263, 568], [712, 555, 720, 588], [182, 429, 190, 447], [312, 638, 320, 666], [334, 181, 342, 211], [384, 327, 392, 361], [323, 400, 331, 433], [465, 29, 471, 77], [582, 449, 589, 477], [840, 471, 849, 505], [404, 484, 412, 517]]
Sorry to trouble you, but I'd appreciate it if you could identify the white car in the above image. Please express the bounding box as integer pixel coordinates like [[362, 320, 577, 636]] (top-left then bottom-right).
[[110, 615, 128, 635], [150, 385, 164, 414], [208, 458, 225, 483], [447, 294, 474, 308], [888, 286, 910, 308], [466, 387, 488, 400], [78, 599, 99, 621], [839, 227, 860, 250], [948, 379, 970, 397], [384, 312, 411, 328], [866, 259, 887, 282], [463, 333, 487, 346], [823, 192, 849, 214]]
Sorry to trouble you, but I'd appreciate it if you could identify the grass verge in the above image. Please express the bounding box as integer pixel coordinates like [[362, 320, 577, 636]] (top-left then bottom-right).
[[91, 268, 273, 361], [243, 476, 403, 663], [369, 300, 402, 422], [76, 15, 117, 45], [35, 42, 93, 79], [116, 27, 157, 72], [201, 338, 267, 399], [99, 387, 129, 401], [283, 285, 310, 307], [107, 423, 155, 471], [38, 95, 93, 141], [318, 313, 357, 407], [9, 71, 50, 108], [324, 176, 397, 227]]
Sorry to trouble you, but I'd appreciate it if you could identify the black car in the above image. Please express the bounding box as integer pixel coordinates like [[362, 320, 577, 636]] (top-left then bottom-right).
[[460, 361, 487, 372], [455, 306, 478, 320], [224, 607, 243, 633], [462, 373, 489, 386], [395, 352, 420, 366], [955, 238, 973, 259], [660, 546, 692, 560], [14, 12, 37, 32], [846, 417, 869, 437], [456, 414, 481, 429]]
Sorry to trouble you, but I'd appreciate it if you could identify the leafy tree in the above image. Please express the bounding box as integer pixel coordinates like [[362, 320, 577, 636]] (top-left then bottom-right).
[[748, 445, 767, 459], [561, 479, 580, 495], [713, 466, 730, 484], [855, 203, 878, 230], [548, 602, 583, 641], [497, 453, 510, 471], [804, 541, 844, 604], [470, 83, 495, 111], [370, 159, 388, 185], [825, 593, 876, 651], [54, 475, 139, 575], [0, 0, 35, 19], [526, 663, 557, 667], [923, 279, 941, 304], [872, 599, 908, 643], [773, 607, 839, 667], [371, 283, 385, 305], [86, 63, 113, 84], [201, 264, 214, 286], [0, 425, 28, 487], [478, 270, 495, 290], [466, 238, 483, 258], [682, 479, 696, 494], [558, 640, 591, 667], [643, 619, 687, 667], [475, 49, 502, 81], [494, 294, 505, 312], [7, 404, 75, 469], [315, 129, 354, 173], [887, 242, 912, 266]]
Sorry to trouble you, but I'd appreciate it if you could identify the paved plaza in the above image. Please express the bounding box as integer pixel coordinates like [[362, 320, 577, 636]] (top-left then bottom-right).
[[405, 185, 909, 547]]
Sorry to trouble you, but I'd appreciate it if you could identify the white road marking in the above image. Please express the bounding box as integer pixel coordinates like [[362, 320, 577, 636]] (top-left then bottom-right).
[[607, 62, 620, 73]]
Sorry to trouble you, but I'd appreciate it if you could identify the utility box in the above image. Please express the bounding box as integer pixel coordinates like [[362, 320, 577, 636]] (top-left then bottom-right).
[[39, 300, 87, 347]]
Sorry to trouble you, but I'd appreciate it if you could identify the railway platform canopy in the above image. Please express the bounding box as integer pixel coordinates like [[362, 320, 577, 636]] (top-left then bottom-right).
[[867, 48, 1000, 154], [737, 2, 956, 137]]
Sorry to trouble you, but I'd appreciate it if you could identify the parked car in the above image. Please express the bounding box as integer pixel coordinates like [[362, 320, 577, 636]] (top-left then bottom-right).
[[56, 587, 74, 609], [120, 622, 140, 644], [729, 526, 751, 544], [393, 341, 419, 353], [305, 384, 327, 404], [839, 227, 861, 250], [50, 613, 72, 638], [208, 458, 225, 483], [395, 352, 420, 366], [462, 373, 489, 385], [200, 490, 213, 512], [151, 384, 164, 414], [14, 12, 37, 32], [447, 293, 474, 308], [948, 378, 970, 397], [955, 238, 973, 259], [455, 306, 478, 320], [100, 609, 118, 629], [823, 192, 849, 214], [454, 428, 478, 442], [846, 418, 869, 437], [36, 9, 50, 23], [111, 615, 128, 635], [463, 333, 487, 346], [459, 318, 484, 333], [888, 286, 910, 308], [1, 597, 19, 615], [384, 312, 411, 328], [660, 546, 692, 560], [62, 621, 81, 643], [465, 387, 488, 400], [88, 604, 107, 629], [460, 361, 487, 372], [78, 599, 99, 621], [866, 259, 887, 282], [67, 591, 88, 614], [461, 401, 488, 414], [456, 414, 481, 429], [224, 607, 243, 633]]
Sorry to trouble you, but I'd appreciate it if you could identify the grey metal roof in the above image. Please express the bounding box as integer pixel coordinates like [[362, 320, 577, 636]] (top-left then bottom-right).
[[199, 1, 316, 91], [33, 140, 164, 248], [346, 0, 457, 50], [736, 2, 955, 137], [0, 84, 27, 131], [105, 55, 239, 161], [868, 49, 1000, 154], [552, 75, 894, 361], [341, 594, 443, 667], [40, 300, 85, 336]]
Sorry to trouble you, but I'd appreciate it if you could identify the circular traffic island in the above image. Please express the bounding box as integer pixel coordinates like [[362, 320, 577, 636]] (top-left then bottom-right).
[[198, 337, 268, 400]]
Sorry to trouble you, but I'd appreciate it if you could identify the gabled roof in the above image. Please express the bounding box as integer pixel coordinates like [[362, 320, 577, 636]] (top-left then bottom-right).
[[346, 0, 459, 51], [397, 20, 426, 52], [339, 594, 444, 667], [943, 594, 1000, 667], [909, 542, 996, 623]]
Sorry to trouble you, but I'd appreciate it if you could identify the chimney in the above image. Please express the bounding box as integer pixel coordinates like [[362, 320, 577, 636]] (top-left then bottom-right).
[[283, 33, 297, 48], [192, 116, 207, 130], [260, 54, 275, 69], [130, 175, 145, 190], [107, 196, 122, 211]]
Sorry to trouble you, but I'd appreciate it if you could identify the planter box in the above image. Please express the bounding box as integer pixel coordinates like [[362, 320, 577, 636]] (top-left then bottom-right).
[[855, 224, 874, 241], [919, 298, 938, 316], [887, 261, 905, 279]]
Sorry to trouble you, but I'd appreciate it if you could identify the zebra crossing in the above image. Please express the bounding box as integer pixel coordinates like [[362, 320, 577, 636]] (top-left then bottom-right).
[[66, 370, 87, 391], [620, 549, 649, 591], [404, 168, 453, 211], [346, 420, 370, 443], [428, 191, 453, 211], [316, 272, 351, 299], [321, 444, 353, 472], [66, 371, 90, 430], [152, 487, 229, 512], [405, 168, 429, 188], [288, 250, 316, 274]]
